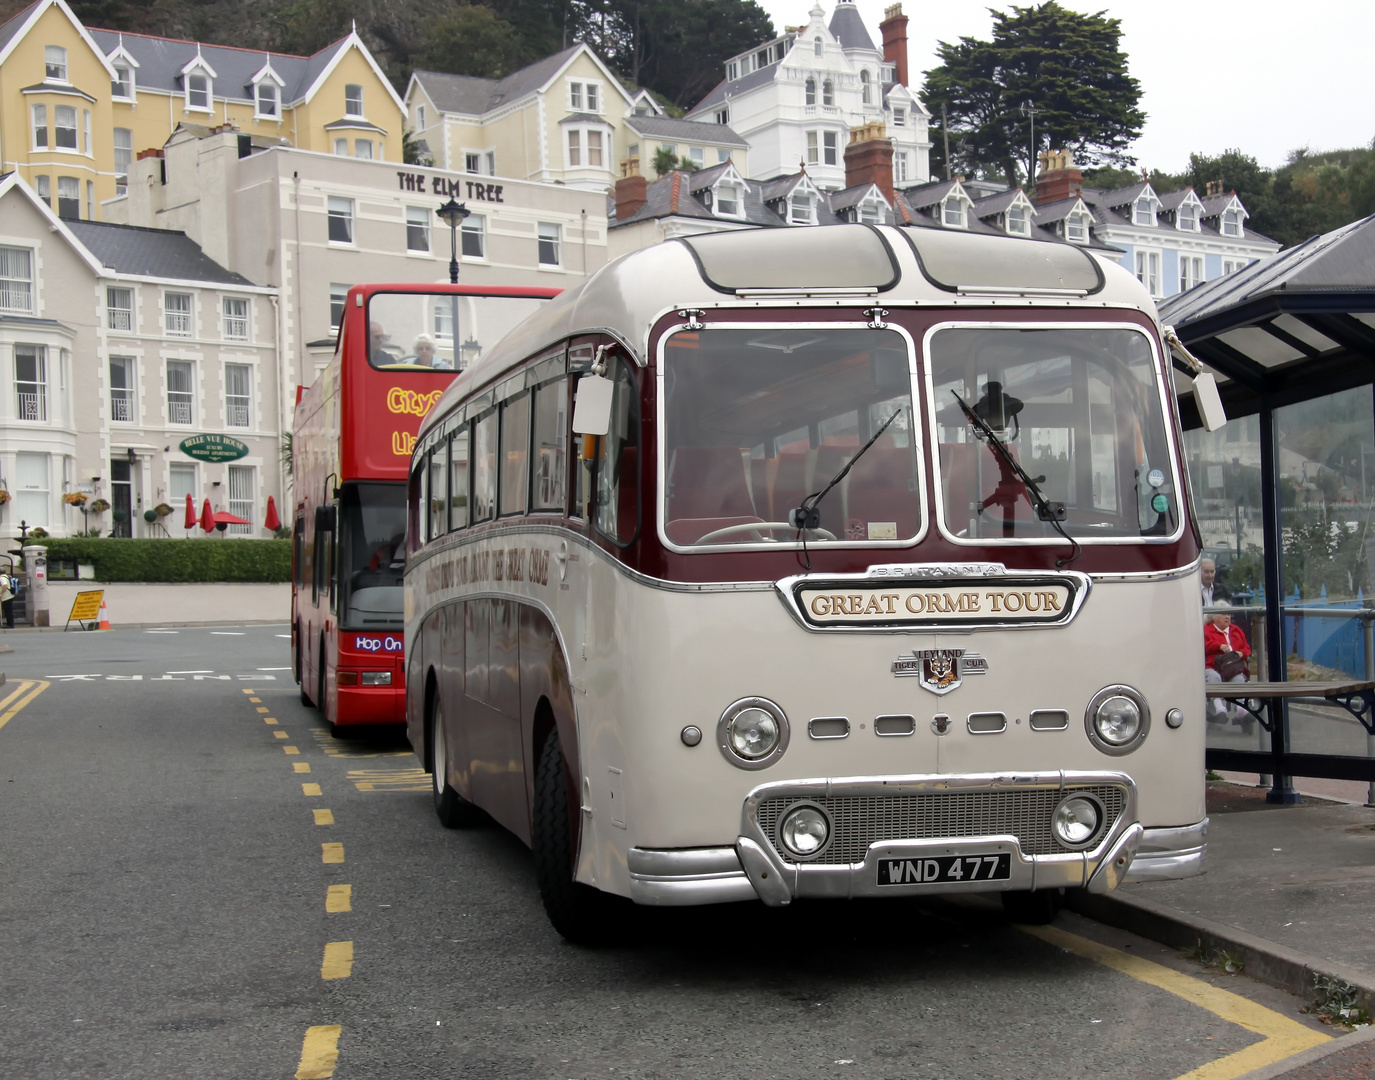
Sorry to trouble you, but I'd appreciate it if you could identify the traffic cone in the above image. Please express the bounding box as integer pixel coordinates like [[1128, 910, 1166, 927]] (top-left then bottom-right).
[[97, 600, 111, 631]]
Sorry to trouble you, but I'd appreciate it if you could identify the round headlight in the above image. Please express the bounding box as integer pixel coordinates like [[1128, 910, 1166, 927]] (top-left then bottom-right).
[[1084, 685, 1150, 755], [1052, 795, 1102, 849], [779, 804, 830, 859], [717, 697, 790, 769]]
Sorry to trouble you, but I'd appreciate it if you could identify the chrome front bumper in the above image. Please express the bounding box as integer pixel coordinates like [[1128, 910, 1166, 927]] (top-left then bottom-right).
[[628, 770, 1157, 908], [1123, 819, 1208, 882]]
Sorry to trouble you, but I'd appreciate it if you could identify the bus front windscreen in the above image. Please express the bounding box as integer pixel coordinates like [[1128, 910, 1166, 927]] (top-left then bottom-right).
[[339, 482, 407, 630], [366, 292, 551, 372]]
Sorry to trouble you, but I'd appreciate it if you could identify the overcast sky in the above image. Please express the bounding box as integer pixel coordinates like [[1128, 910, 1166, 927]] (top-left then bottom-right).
[[759, 0, 1375, 172]]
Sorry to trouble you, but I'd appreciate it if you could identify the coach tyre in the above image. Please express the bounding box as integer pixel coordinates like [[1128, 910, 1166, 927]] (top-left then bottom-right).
[[1001, 887, 1065, 925], [430, 694, 480, 827], [532, 731, 621, 943]]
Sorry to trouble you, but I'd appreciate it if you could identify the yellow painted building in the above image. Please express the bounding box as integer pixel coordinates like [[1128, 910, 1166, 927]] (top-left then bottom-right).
[[0, 0, 404, 220]]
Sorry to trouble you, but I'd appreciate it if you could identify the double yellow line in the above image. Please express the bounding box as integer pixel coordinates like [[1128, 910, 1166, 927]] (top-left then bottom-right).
[[0, 680, 50, 734]]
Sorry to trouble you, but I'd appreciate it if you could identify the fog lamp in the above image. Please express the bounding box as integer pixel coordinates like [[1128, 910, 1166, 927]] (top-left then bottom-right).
[[361, 671, 392, 686], [716, 697, 789, 769], [779, 804, 830, 858], [1052, 795, 1102, 849]]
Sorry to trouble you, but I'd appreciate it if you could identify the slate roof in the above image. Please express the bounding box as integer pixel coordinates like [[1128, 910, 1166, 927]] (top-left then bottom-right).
[[1098, 182, 1150, 208], [686, 160, 736, 192], [900, 179, 962, 210], [1156, 188, 1199, 212], [87, 27, 347, 106], [828, 183, 886, 213], [828, 0, 876, 51], [0, 2, 39, 55], [412, 47, 586, 115], [624, 114, 747, 147], [970, 189, 1027, 217], [66, 220, 254, 285], [685, 61, 780, 117], [613, 168, 843, 228], [1200, 192, 1243, 217]]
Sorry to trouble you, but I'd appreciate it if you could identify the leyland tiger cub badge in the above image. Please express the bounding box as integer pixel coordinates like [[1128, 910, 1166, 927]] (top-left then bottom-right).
[[893, 648, 967, 696]]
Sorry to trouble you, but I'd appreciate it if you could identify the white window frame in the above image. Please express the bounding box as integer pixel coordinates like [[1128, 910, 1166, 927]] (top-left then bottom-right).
[[406, 206, 430, 252], [822, 130, 838, 166], [568, 81, 583, 110], [45, 45, 67, 82], [804, 78, 816, 106], [224, 363, 252, 429], [109, 355, 136, 423], [688, 145, 704, 167], [166, 359, 195, 425], [813, 35, 823, 57], [164, 292, 193, 337], [857, 198, 885, 225], [461, 213, 486, 260], [942, 196, 966, 229], [330, 283, 349, 329], [805, 130, 819, 166], [107, 286, 133, 330], [822, 80, 834, 107], [54, 105, 77, 151], [16, 451, 49, 527], [1222, 257, 1250, 275], [1006, 203, 1030, 237], [1176, 203, 1199, 232], [255, 80, 279, 119], [714, 107, 728, 125], [344, 84, 364, 118], [714, 180, 744, 220], [113, 128, 132, 196], [222, 296, 250, 341], [894, 151, 909, 184], [83, 109, 91, 155], [1221, 208, 1243, 237], [14, 344, 47, 422], [35, 175, 50, 206], [1179, 253, 1205, 291], [227, 464, 255, 535], [1132, 196, 1156, 227], [32, 104, 47, 149], [185, 69, 212, 113], [112, 64, 133, 100], [354, 138, 373, 160], [789, 191, 814, 225], [56, 176, 79, 219], [1066, 210, 1090, 243], [537, 222, 561, 267], [333, 138, 348, 156], [860, 69, 871, 104], [0, 246, 35, 315], [1134, 249, 1162, 297], [417, 104, 426, 129], [567, 129, 581, 167], [892, 107, 906, 128], [327, 196, 354, 245]]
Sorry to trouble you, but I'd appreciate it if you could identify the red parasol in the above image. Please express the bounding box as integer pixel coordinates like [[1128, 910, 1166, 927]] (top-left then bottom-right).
[[183, 493, 196, 530], [263, 495, 281, 532], [213, 511, 251, 526], [199, 498, 215, 533]]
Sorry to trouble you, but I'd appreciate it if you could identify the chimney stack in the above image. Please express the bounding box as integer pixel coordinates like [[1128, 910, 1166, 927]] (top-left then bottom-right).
[[1034, 148, 1082, 206], [615, 157, 647, 220], [879, 4, 909, 87], [845, 122, 895, 205]]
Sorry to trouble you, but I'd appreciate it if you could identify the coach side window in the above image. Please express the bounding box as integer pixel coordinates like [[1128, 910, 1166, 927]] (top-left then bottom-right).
[[500, 392, 530, 516], [449, 426, 469, 530], [532, 378, 568, 512], [427, 442, 447, 541], [593, 356, 639, 545], [471, 410, 497, 522]]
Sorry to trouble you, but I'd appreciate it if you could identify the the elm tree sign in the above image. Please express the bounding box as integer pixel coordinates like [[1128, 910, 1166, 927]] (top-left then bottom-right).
[[179, 434, 248, 463]]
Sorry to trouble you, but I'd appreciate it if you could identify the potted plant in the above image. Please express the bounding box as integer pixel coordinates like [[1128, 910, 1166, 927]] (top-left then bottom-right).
[[89, 498, 110, 514], [0, 490, 11, 505], [153, 503, 173, 518], [63, 492, 88, 507]]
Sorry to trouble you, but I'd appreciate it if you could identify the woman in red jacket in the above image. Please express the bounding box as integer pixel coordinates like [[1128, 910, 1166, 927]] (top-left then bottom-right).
[[1204, 602, 1251, 723]]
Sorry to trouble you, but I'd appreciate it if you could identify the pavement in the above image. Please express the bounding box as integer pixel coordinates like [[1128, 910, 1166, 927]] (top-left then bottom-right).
[[12, 581, 290, 629], [1069, 780, 1375, 1079]]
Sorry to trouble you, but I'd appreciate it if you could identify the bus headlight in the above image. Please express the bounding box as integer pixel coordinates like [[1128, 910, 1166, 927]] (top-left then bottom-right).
[[1085, 685, 1150, 755], [717, 697, 789, 769], [779, 804, 830, 859], [1052, 794, 1103, 849], [360, 671, 392, 686]]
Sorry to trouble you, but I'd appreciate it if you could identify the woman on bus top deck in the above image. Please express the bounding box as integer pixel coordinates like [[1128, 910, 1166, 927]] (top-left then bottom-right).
[[1204, 602, 1251, 722]]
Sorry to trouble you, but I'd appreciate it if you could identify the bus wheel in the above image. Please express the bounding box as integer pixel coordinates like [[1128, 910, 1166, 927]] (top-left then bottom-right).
[[1001, 888, 1064, 925], [431, 696, 479, 828], [296, 628, 312, 706], [533, 731, 620, 944]]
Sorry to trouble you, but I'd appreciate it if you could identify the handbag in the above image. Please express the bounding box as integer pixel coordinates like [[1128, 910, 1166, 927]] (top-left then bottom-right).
[[1214, 649, 1247, 680]]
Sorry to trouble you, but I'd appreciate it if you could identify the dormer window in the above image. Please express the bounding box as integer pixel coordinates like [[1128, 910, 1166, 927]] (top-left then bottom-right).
[[942, 196, 965, 228], [805, 78, 816, 106], [861, 70, 871, 104], [892, 107, 905, 128], [858, 198, 885, 225], [186, 72, 210, 111], [790, 192, 815, 225], [1177, 203, 1198, 231], [1066, 210, 1090, 243], [727, 61, 739, 80], [1007, 203, 1030, 236], [45, 45, 67, 82], [112, 65, 132, 98], [345, 84, 364, 117], [1222, 208, 1242, 237], [822, 80, 834, 107], [714, 107, 728, 125], [256, 82, 279, 118], [814, 36, 823, 57], [1132, 196, 1155, 227], [715, 181, 743, 219]]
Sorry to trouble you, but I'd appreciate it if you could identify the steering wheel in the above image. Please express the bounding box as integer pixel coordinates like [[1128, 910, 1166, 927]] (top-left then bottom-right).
[[692, 521, 838, 545]]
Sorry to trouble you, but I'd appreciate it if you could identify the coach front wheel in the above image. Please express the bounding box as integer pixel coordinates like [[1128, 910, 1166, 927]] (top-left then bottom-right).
[[431, 697, 480, 828]]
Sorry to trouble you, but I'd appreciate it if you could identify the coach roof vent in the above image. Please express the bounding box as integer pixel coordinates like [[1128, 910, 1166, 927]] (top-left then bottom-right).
[[678, 225, 900, 295], [899, 227, 1105, 296]]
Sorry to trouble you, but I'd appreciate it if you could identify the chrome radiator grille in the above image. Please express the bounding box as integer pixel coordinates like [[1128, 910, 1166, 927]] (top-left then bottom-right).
[[755, 785, 1127, 865]]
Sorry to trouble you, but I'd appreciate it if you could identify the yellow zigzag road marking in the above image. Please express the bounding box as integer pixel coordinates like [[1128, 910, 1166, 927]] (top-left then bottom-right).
[[1023, 923, 1329, 1080], [347, 767, 430, 792], [295, 1025, 342, 1079], [0, 681, 50, 734]]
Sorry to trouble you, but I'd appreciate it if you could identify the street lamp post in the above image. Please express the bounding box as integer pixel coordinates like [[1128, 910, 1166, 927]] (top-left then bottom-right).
[[435, 197, 471, 285]]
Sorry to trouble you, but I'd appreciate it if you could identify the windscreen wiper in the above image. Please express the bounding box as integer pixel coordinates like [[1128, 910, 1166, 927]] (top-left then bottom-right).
[[790, 409, 900, 571], [951, 390, 1081, 567]]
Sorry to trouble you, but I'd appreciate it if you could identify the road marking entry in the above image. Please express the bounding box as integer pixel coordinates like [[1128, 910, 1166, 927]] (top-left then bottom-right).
[[1023, 924, 1329, 1080], [241, 689, 256, 695], [265, 718, 278, 725], [295, 1025, 342, 1080], [0, 681, 50, 735], [294, 763, 311, 773], [320, 941, 353, 979], [313, 809, 335, 825], [275, 731, 289, 740], [302, 783, 322, 796], [145, 630, 178, 634], [348, 767, 430, 792], [321, 843, 344, 863], [284, 746, 300, 755], [259, 666, 292, 670], [325, 885, 351, 913], [210, 631, 245, 636], [168, 670, 212, 674]]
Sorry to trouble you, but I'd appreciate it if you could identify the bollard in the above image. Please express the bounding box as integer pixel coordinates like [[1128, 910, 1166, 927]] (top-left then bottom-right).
[[21, 544, 49, 627]]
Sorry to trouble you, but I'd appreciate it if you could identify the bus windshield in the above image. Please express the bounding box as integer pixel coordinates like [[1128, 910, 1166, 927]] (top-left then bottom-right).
[[339, 482, 407, 630], [928, 325, 1179, 541], [366, 292, 550, 372], [661, 326, 921, 547]]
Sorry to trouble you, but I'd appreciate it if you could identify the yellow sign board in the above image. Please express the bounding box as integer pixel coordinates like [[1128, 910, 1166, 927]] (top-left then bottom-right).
[[65, 589, 104, 630]]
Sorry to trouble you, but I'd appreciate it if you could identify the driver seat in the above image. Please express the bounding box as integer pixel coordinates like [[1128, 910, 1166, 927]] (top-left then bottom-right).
[[665, 445, 762, 545]]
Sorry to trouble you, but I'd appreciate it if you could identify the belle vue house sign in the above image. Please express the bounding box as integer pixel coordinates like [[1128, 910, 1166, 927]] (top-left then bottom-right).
[[179, 435, 249, 463]]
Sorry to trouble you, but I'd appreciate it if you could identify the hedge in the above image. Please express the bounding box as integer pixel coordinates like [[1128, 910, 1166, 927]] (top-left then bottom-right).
[[35, 538, 291, 583]]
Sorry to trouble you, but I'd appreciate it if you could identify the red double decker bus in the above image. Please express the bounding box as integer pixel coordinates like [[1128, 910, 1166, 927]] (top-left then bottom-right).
[[292, 283, 558, 732]]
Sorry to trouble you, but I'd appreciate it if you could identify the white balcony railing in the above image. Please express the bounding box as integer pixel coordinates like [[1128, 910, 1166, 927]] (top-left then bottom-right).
[[168, 397, 192, 424], [111, 390, 135, 423], [17, 390, 46, 421], [226, 401, 250, 428]]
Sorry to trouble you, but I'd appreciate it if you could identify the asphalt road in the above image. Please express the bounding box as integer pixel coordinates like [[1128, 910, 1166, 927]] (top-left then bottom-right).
[[0, 625, 1332, 1079]]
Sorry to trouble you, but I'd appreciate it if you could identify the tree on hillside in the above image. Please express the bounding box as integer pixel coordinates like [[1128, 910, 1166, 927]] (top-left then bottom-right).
[[412, 6, 525, 79], [922, 2, 1145, 187]]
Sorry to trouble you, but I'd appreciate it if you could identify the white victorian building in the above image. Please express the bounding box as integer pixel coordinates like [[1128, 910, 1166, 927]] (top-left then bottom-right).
[[686, 0, 930, 189]]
